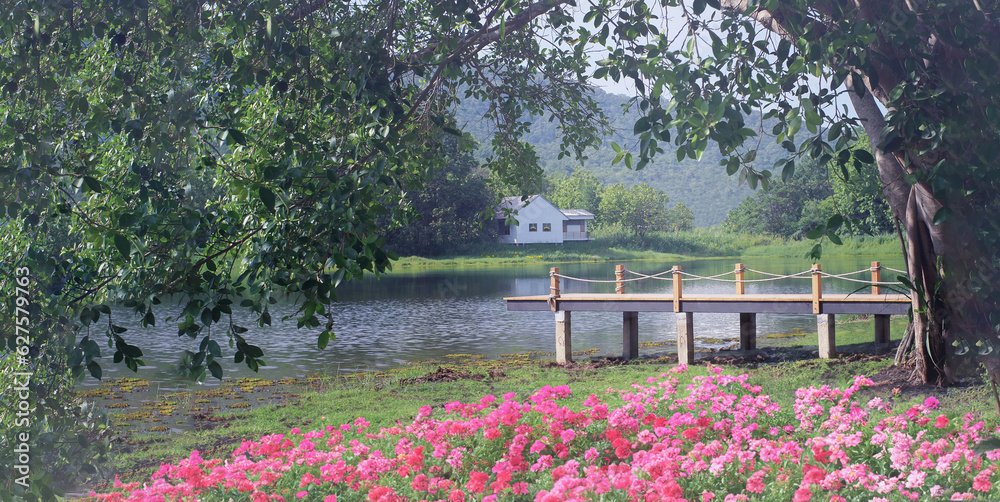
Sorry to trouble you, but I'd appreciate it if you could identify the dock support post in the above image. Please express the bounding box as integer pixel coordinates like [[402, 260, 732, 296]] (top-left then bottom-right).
[[818, 314, 836, 358], [623, 312, 639, 360], [740, 313, 757, 350], [555, 311, 572, 364], [677, 312, 694, 365], [874, 314, 890, 345], [615, 264, 625, 294]]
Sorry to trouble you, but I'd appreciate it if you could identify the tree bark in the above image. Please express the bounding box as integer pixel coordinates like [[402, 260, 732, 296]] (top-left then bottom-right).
[[717, 1, 987, 385]]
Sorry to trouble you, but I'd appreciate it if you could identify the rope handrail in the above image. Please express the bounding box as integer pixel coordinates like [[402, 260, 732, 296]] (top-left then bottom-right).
[[884, 266, 908, 275], [550, 265, 907, 289], [744, 267, 800, 277], [549, 271, 646, 284]]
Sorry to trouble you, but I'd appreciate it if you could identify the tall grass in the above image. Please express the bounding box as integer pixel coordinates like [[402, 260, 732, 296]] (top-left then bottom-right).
[[740, 233, 902, 258], [393, 228, 902, 268]]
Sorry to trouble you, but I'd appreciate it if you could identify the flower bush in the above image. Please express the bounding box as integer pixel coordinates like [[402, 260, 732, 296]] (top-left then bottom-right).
[[92, 365, 1000, 501]]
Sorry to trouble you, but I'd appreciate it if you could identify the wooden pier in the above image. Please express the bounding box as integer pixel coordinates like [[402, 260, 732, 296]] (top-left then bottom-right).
[[504, 263, 910, 364]]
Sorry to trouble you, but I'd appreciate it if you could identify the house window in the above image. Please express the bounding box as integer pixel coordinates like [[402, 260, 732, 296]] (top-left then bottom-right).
[[529, 223, 538, 232], [542, 223, 551, 232]]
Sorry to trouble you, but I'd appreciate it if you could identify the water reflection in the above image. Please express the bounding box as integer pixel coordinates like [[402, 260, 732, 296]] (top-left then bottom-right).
[[77, 256, 904, 388]]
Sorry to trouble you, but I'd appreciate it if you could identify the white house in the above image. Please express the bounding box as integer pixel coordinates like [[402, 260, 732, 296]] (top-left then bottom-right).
[[496, 195, 595, 244]]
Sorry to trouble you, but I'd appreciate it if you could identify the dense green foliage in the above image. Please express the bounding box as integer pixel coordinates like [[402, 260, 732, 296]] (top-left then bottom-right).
[[544, 168, 604, 218], [599, 182, 670, 239], [723, 160, 834, 238], [723, 133, 893, 240], [588, 0, 1000, 384], [383, 141, 497, 256], [0, 0, 608, 498]]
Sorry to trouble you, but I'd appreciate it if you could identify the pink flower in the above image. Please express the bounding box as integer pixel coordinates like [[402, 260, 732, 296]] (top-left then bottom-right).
[[934, 415, 950, 428], [448, 490, 465, 502], [467, 471, 489, 494], [793, 487, 812, 502], [324, 496, 337, 502], [702, 491, 715, 501], [295, 491, 308, 499], [924, 396, 940, 410], [560, 429, 576, 443], [973, 470, 993, 492]]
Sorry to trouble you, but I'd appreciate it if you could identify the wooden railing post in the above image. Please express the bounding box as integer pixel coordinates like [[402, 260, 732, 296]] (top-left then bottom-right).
[[549, 267, 560, 312], [871, 261, 881, 295], [615, 264, 625, 294], [811, 264, 822, 314], [672, 265, 682, 312], [735, 263, 745, 295]]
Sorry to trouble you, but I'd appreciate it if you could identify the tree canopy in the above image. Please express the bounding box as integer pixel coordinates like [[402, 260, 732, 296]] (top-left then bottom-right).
[[3, 0, 1000, 496], [589, 0, 1000, 385]]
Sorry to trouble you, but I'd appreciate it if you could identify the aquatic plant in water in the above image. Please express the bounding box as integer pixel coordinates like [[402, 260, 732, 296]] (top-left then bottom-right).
[[92, 365, 1000, 501]]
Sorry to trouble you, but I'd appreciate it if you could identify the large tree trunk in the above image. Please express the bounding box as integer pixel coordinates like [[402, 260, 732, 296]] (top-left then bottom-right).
[[847, 71, 1000, 386], [718, 0, 998, 387], [847, 77, 950, 385]]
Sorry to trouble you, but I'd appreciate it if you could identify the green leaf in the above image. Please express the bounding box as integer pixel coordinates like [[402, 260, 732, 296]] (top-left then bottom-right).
[[781, 160, 795, 182], [805, 228, 825, 239], [259, 187, 276, 213], [83, 176, 103, 193], [807, 243, 823, 260], [633, 117, 650, 134], [208, 361, 223, 380], [87, 361, 102, 380], [114, 234, 131, 258], [318, 330, 332, 350], [853, 149, 875, 164], [932, 207, 952, 225], [827, 214, 844, 230], [227, 128, 248, 145]]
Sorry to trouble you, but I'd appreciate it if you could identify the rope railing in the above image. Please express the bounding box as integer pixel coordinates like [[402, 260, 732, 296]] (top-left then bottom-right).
[[546, 262, 908, 308], [552, 266, 905, 286]]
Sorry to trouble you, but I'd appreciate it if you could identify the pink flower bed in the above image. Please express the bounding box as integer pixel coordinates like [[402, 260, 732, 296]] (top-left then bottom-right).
[[93, 365, 1000, 501]]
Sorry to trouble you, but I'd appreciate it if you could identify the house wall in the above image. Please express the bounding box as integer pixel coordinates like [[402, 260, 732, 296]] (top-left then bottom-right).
[[563, 219, 592, 241], [506, 197, 567, 244]]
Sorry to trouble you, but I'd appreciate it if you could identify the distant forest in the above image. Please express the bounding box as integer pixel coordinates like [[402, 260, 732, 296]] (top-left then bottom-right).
[[453, 87, 792, 226]]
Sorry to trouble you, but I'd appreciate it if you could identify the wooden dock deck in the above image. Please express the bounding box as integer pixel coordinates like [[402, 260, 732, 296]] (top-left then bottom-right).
[[504, 263, 911, 365]]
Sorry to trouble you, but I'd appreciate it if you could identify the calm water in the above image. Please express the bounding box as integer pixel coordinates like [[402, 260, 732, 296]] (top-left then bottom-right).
[[76, 256, 905, 389]]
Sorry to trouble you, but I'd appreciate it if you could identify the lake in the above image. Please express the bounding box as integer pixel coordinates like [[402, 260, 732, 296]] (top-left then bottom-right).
[[76, 255, 906, 391]]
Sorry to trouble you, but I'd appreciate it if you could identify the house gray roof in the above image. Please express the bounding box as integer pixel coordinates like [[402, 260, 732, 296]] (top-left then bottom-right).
[[560, 209, 594, 220], [495, 195, 542, 219], [495, 195, 593, 220]]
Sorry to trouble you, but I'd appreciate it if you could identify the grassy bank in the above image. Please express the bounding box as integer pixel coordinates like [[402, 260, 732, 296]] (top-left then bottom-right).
[[392, 228, 901, 268], [90, 316, 995, 495]]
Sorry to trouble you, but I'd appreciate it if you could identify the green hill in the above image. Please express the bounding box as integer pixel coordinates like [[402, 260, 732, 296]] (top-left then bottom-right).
[[454, 88, 791, 226]]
